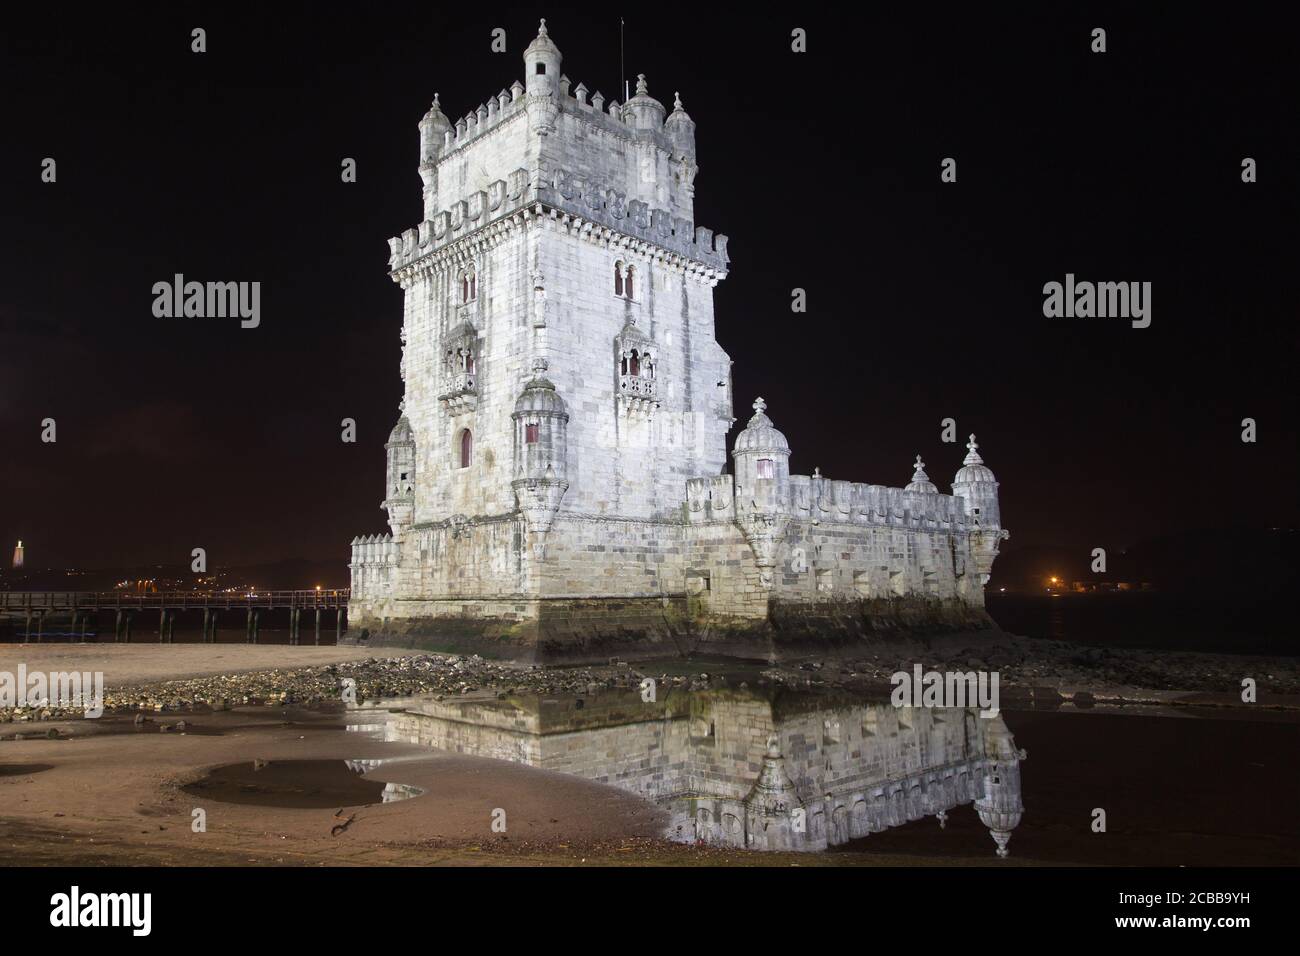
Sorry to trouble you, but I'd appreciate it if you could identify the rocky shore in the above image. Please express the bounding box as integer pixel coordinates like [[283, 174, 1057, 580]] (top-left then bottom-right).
[[3, 631, 1295, 725]]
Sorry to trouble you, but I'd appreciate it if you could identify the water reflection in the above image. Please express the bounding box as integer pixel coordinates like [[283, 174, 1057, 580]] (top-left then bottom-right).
[[365, 687, 1025, 855]]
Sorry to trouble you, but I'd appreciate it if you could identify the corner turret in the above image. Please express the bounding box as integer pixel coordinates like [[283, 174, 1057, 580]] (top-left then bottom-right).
[[523, 19, 562, 97], [417, 94, 452, 219], [383, 415, 416, 534], [951, 434, 1007, 585]]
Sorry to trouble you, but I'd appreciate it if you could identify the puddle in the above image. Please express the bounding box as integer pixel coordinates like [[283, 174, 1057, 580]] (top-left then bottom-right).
[[0, 763, 55, 777], [181, 759, 424, 809]]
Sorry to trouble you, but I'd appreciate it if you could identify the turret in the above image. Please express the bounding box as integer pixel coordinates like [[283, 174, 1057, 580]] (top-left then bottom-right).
[[523, 19, 562, 97], [951, 434, 1007, 585], [383, 416, 416, 534], [418, 94, 451, 219], [663, 91, 696, 156], [624, 74, 666, 131], [731, 398, 793, 587], [511, 360, 570, 537], [974, 715, 1026, 858], [732, 396, 791, 510]]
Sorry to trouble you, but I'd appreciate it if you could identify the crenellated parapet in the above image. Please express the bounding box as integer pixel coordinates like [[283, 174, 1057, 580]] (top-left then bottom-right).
[[348, 534, 401, 601], [387, 165, 729, 277]]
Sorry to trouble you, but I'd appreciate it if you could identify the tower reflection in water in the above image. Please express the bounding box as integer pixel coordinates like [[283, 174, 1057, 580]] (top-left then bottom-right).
[[363, 686, 1024, 855]]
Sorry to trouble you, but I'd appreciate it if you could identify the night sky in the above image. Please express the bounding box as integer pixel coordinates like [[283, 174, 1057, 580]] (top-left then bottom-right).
[[2, 4, 1295, 573]]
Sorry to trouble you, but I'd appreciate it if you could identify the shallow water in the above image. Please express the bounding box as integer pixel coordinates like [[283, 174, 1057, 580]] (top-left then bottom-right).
[[348, 683, 1300, 864], [181, 758, 423, 809]]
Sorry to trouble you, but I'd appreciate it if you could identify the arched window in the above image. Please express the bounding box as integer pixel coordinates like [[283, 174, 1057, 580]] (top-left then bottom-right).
[[628, 349, 640, 376], [460, 268, 477, 304], [525, 423, 539, 444], [469, 271, 477, 300], [461, 273, 469, 303], [614, 262, 624, 297], [459, 430, 473, 468], [624, 265, 635, 300], [464, 351, 475, 375]]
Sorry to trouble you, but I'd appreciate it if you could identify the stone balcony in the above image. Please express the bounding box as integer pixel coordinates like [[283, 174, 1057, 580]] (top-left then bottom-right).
[[439, 372, 477, 413]]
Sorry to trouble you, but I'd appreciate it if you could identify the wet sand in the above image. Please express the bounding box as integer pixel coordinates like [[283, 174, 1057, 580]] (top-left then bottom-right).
[[0, 644, 415, 687]]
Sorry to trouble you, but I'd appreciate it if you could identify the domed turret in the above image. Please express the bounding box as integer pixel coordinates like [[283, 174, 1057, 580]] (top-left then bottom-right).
[[383, 415, 416, 534], [523, 19, 562, 97], [418, 94, 451, 167], [664, 91, 696, 150], [975, 715, 1025, 858], [905, 455, 938, 494], [733, 396, 790, 457], [732, 397, 792, 527], [512, 360, 570, 536], [624, 74, 666, 130], [417, 94, 451, 219], [951, 434, 1000, 528]]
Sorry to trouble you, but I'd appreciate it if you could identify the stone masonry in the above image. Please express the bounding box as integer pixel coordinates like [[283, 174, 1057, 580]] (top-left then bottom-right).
[[348, 21, 1008, 661]]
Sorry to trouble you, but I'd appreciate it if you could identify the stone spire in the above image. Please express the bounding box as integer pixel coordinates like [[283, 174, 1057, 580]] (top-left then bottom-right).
[[905, 455, 938, 494]]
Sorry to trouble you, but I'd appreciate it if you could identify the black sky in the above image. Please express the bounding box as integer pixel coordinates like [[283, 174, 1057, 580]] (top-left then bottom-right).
[[2, 3, 1296, 572]]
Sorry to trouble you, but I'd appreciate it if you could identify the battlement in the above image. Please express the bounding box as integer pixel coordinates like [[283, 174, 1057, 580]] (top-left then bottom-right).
[[387, 166, 729, 275], [687, 471, 972, 531]]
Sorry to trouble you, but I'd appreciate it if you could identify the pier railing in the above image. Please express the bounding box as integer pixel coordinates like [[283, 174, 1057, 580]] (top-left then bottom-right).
[[0, 589, 350, 612], [0, 589, 351, 644]]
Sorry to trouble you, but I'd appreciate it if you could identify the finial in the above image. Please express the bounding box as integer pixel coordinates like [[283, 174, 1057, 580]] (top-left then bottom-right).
[[752, 396, 766, 414], [964, 434, 984, 465], [813, 466, 821, 478], [913, 454, 927, 475], [673, 91, 683, 110], [636, 73, 648, 95], [433, 93, 440, 106], [538, 18, 548, 37]]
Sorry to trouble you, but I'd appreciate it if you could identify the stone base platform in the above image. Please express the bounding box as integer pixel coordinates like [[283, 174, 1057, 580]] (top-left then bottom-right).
[[344, 595, 1001, 665]]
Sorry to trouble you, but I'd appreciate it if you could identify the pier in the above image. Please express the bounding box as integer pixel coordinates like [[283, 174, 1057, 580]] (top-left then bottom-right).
[[0, 590, 349, 645]]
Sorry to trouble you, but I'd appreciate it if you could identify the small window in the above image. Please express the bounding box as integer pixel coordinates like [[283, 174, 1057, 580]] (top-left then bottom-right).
[[459, 430, 473, 468], [525, 423, 539, 444], [624, 265, 634, 299], [614, 262, 624, 296], [535, 62, 546, 75], [756, 458, 774, 479]]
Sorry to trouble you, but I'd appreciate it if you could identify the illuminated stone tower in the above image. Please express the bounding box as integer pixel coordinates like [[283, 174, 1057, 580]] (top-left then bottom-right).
[[350, 20, 733, 653], [349, 20, 1006, 662]]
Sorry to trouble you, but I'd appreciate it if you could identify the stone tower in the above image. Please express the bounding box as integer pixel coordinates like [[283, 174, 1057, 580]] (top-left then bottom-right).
[[351, 20, 734, 654], [350, 20, 1006, 662]]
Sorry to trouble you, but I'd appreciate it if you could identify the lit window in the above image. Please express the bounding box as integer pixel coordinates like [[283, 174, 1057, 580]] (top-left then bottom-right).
[[525, 423, 539, 444], [459, 430, 473, 468], [757, 459, 774, 479]]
